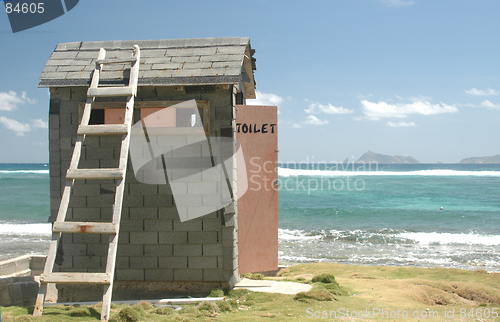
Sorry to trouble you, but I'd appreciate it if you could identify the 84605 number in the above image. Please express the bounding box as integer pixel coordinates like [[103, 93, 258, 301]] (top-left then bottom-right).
[[5, 3, 44, 14]]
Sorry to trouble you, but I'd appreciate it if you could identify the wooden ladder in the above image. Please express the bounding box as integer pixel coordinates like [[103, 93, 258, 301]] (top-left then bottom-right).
[[34, 45, 141, 322]]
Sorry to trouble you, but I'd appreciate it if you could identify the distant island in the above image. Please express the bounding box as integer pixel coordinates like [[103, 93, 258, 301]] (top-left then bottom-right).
[[459, 154, 500, 164], [355, 151, 420, 164]]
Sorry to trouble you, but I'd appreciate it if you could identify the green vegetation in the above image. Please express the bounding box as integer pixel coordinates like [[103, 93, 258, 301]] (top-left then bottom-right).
[[1, 263, 499, 321]]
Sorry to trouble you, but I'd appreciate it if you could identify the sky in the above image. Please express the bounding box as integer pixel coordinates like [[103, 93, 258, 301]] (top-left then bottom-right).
[[0, 0, 499, 163]]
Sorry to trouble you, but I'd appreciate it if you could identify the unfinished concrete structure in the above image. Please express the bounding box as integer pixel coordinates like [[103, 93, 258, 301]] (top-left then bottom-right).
[[39, 37, 278, 301]]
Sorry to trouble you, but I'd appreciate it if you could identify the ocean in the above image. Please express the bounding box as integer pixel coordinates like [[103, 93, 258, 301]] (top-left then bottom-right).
[[0, 163, 499, 272]]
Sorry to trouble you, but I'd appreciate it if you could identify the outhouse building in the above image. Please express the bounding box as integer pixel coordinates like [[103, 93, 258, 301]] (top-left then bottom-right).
[[39, 37, 279, 302]]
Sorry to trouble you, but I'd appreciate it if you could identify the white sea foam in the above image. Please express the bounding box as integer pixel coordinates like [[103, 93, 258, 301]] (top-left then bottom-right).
[[0, 223, 52, 236], [278, 167, 500, 177], [0, 170, 49, 174], [278, 228, 322, 241], [398, 232, 500, 246]]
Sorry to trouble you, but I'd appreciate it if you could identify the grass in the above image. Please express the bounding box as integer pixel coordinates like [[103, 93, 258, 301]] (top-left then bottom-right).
[[1, 263, 500, 321]]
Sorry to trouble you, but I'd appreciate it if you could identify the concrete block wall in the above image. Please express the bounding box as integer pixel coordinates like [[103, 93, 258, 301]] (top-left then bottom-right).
[[48, 85, 239, 294]]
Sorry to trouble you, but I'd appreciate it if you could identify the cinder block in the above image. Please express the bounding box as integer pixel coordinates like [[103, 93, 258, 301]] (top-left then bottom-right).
[[123, 196, 145, 208], [99, 159, 119, 168], [72, 234, 101, 244], [221, 226, 237, 241], [203, 244, 223, 256], [174, 244, 201, 257], [187, 207, 218, 219], [99, 136, 122, 148], [115, 269, 144, 281], [100, 207, 113, 222], [159, 256, 187, 269], [118, 231, 130, 244], [49, 114, 60, 129], [202, 194, 223, 208], [86, 195, 115, 208], [49, 139, 60, 152], [73, 256, 101, 269], [49, 150, 61, 164], [173, 195, 202, 207], [173, 219, 202, 231], [71, 184, 100, 196], [215, 107, 233, 120], [55, 255, 73, 269], [117, 244, 144, 257], [129, 257, 158, 269], [49, 128, 60, 140], [115, 256, 129, 269], [188, 231, 218, 244], [59, 125, 77, 138], [129, 183, 158, 196], [85, 147, 114, 160], [51, 87, 71, 100], [144, 244, 172, 257], [144, 219, 172, 231], [187, 182, 217, 195], [203, 269, 225, 281], [61, 243, 86, 256], [71, 87, 88, 101], [87, 244, 109, 257], [130, 232, 158, 244], [78, 159, 99, 169], [202, 218, 222, 232], [68, 196, 86, 208], [159, 231, 187, 244], [145, 269, 174, 281], [120, 219, 144, 232], [50, 176, 61, 192], [158, 183, 177, 195], [188, 256, 217, 269], [59, 113, 72, 126], [129, 206, 156, 219], [158, 207, 179, 220], [144, 195, 172, 207], [71, 207, 100, 221], [173, 269, 202, 281]]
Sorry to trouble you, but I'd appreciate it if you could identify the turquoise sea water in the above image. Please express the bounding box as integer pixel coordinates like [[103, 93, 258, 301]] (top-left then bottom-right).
[[0, 163, 499, 271], [278, 164, 500, 271]]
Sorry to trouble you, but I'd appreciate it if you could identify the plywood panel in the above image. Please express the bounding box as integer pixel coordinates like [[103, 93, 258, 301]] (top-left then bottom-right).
[[236, 105, 278, 274]]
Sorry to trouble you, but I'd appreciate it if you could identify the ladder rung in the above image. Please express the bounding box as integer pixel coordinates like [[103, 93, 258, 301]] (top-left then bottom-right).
[[40, 273, 112, 284], [78, 124, 128, 136], [96, 58, 137, 64], [52, 222, 118, 234], [88, 86, 134, 97], [66, 169, 124, 180]]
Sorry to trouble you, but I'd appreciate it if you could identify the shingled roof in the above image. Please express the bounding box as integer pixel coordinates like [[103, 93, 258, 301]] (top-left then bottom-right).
[[39, 37, 256, 98]]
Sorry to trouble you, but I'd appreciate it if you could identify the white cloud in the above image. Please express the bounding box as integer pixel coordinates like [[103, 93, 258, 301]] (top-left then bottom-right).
[[305, 102, 353, 115], [466, 88, 498, 96], [246, 90, 284, 106], [31, 119, 48, 129], [292, 123, 302, 128], [304, 115, 328, 125], [387, 121, 416, 127], [382, 0, 414, 7], [361, 99, 458, 120], [0, 91, 37, 111], [0, 116, 32, 136], [481, 100, 500, 109]]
